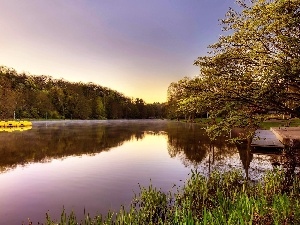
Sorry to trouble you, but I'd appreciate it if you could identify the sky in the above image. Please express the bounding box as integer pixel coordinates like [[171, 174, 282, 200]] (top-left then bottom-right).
[[0, 0, 235, 103]]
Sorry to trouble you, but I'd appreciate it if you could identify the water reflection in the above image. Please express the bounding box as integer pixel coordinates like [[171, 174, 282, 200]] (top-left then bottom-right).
[[0, 120, 168, 173], [0, 126, 32, 132], [1, 120, 299, 224], [1, 120, 297, 177], [167, 122, 237, 167], [168, 122, 300, 179]]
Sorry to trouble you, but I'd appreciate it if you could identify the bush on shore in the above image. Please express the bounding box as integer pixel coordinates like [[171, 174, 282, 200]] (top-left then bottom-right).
[[30, 169, 300, 225]]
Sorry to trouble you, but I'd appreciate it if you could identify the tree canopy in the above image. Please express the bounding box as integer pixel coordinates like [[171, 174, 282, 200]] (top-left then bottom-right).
[[0, 66, 166, 120], [168, 0, 300, 138]]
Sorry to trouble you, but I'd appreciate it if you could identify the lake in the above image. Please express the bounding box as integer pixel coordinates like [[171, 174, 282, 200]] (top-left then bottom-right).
[[0, 120, 280, 224]]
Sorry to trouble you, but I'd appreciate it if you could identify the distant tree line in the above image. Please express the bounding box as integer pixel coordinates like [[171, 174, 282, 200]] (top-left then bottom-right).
[[0, 66, 166, 120]]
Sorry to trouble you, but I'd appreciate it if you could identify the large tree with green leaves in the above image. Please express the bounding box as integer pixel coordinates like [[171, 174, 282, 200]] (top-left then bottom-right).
[[167, 77, 209, 121], [191, 0, 300, 138]]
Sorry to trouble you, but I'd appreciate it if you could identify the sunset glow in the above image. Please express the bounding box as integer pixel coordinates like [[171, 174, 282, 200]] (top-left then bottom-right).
[[0, 0, 234, 103]]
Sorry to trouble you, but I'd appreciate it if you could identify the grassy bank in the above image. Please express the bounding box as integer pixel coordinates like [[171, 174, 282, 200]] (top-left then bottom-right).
[[260, 118, 300, 130], [34, 169, 300, 225], [184, 118, 300, 130]]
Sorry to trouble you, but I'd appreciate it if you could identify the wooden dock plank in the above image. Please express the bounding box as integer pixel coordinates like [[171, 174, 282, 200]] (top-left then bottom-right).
[[251, 130, 284, 148], [270, 127, 300, 148]]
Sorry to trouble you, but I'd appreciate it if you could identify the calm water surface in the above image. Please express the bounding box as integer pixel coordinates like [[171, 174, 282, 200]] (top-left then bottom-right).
[[0, 120, 282, 224]]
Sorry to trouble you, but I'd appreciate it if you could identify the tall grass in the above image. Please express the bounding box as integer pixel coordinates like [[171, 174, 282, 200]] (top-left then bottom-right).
[[35, 169, 300, 224]]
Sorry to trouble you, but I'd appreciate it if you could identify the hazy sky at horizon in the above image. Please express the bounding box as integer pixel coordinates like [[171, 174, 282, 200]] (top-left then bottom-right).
[[0, 0, 235, 103]]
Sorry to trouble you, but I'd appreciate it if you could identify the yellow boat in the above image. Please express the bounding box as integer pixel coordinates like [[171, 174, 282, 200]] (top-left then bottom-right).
[[19, 126, 32, 131], [5, 121, 18, 127], [17, 121, 33, 127], [0, 126, 32, 132], [0, 121, 32, 128], [2, 127, 15, 132], [0, 121, 5, 127]]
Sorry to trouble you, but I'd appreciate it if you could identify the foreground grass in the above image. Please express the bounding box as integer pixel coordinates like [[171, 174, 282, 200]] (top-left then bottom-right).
[[34, 169, 300, 225]]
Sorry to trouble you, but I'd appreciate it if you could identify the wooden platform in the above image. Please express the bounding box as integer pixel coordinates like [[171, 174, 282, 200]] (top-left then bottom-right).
[[270, 127, 300, 148], [251, 129, 284, 148]]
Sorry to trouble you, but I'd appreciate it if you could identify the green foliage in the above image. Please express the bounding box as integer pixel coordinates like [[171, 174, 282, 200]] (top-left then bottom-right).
[[38, 169, 300, 224], [93, 97, 106, 119], [168, 0, 300, 139], [0, 66, 166, 120]]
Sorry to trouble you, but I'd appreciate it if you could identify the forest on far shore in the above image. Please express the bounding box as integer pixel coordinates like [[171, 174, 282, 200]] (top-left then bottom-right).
[[0, 66, 167, 120]]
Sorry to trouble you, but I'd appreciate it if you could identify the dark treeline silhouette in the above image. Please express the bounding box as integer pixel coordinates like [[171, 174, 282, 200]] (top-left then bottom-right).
[[0, 66, 166, 120]]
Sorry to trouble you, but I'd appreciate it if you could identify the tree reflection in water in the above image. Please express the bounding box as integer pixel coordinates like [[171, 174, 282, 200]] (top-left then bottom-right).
[[0, 120, 168, 173], [0, 120, 299, 180], [167, 123, 300, 180], [167, 122, 237, 168]]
